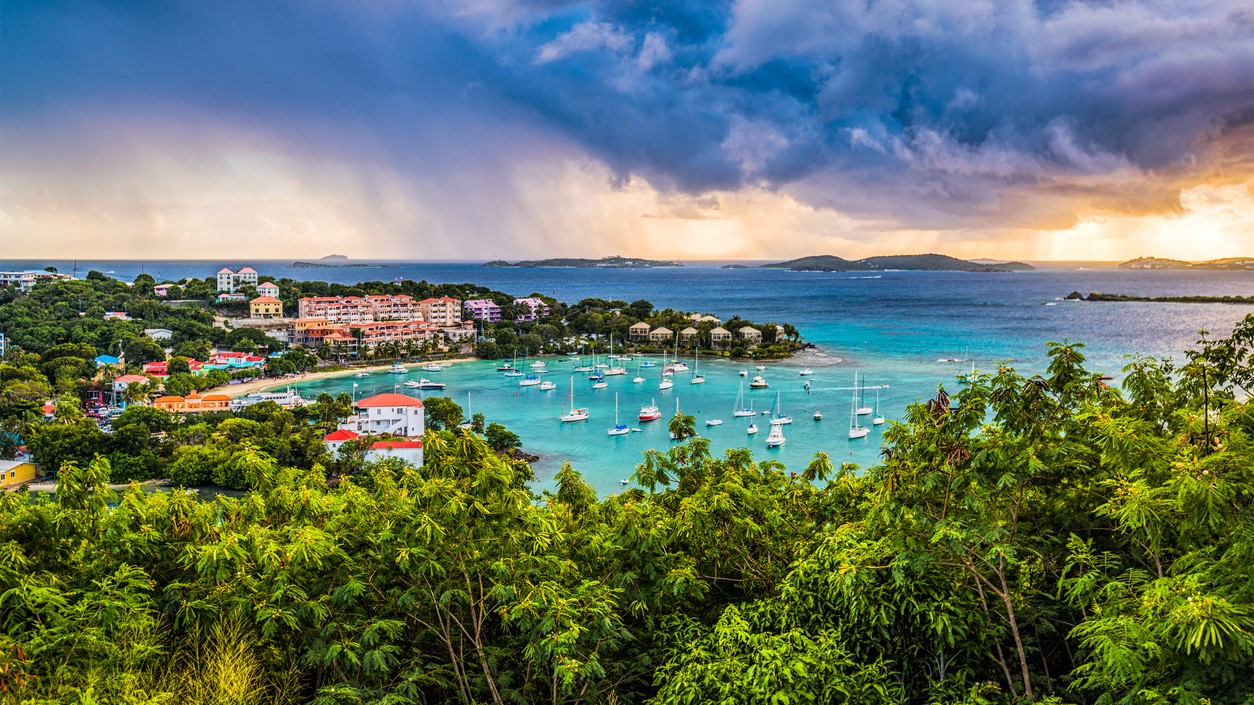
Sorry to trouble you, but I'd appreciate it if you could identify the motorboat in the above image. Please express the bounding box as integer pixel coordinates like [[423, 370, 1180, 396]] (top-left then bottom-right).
[[739, 369, 748, 377], [388, 362, 407, 374], [539, 380, 557, 391], [413, 378, 445, 390], [531, 361, 547, 370], [799, 368, 813, 376], [755, 364, 766, 371], [496, 361, 514, 371], [638, 400, 662, 422], [355, 372, 370, 378], [421, 363, 442, 372], [765, 424, 785, 448], [749, 375, 769, 389], [814, 409, 823, 421], [705, 419, 723, 427], [746, 423, 758, 435]]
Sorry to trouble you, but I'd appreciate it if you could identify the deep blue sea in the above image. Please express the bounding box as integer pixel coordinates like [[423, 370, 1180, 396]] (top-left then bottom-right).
[[5, 259, 1251, 495]]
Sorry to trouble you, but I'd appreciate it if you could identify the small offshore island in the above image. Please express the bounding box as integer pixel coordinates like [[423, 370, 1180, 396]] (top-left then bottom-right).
[[761, 253, 1035, 272]]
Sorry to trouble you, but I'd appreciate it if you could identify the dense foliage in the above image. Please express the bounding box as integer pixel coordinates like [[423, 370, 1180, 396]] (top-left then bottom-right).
[[0, 318, 1251, 704]]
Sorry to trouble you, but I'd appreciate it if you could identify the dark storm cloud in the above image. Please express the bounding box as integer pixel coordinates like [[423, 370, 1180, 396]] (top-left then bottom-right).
[[2, 0, 1251, 231]]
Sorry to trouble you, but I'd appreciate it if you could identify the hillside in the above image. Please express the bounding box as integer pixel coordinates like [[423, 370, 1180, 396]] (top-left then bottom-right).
[[483, 256, 683, 268], [761, 253, 1034, 272], [1119, 256, 1254, 270], [758, 255, 871, 271]]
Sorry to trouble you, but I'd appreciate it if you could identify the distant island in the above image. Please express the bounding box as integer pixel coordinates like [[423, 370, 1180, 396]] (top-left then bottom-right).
[[320, 254, 349, 261], [761, 253, 1034, 272], [483, 255, 683, 268], [291, 260, 376, 268], [1067, 291, 1254, 305], [1118, 257, 1254, 270]]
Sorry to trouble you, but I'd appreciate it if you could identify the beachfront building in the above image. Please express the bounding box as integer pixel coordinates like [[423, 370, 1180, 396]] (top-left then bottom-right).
[[250, 296, 284, 319], [256, 281, 279, 298], [648, 326, 673, 343], [152, 391, 233, 414], [629, 321, 651, 340], [680, 327, 699, 344], [0, 460, 39, 489], [216, 267, 259, 292], [709, 326, 732, 347], [463, 299, 502, 323], [513, 297, 550, 322], [419, 297, 462, 327], [297, 294, 422, 324], [738, 326, 762, 344]]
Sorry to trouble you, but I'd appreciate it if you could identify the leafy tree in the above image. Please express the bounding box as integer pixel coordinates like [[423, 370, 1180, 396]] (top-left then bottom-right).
[[485, 422, 520, 452], [423, 396, 464, 431]]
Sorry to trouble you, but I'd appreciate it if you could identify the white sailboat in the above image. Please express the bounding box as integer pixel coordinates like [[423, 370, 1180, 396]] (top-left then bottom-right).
[[690, 349, 705, 384], [560, 377, 589, 422], [605, 335, 627, 376], [519, 373, 541, 387], [768, 391, 793, 425], [746, 422, 758, 435], [848, 380, 869, 439], [458, 392, 474, 430], [732, 382, 755, 417], [872, 387, 885, 425], [633, 362, 645, 384], [503, 351, 523, 377], [855, 372, 873, 415], [608, 393, 630, 436], [659, 363, 674, 391], [669, 333, 688, 372]]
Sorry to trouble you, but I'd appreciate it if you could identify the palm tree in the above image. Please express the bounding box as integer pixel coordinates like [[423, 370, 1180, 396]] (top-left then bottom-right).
[[123, 381, 152, 407]]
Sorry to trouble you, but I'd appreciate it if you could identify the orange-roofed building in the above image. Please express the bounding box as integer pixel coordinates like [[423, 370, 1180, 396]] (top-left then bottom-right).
[[250, 295, 284, 320]]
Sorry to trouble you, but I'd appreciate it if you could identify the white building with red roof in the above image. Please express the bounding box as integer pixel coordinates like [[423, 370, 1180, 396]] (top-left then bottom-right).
[[257, 281, 279, 298], [216, 266, 260, 292], [324, 392, 425, 465]]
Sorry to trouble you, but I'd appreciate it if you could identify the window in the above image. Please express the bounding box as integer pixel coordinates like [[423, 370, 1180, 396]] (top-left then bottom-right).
[[9, 470, 15, 479]]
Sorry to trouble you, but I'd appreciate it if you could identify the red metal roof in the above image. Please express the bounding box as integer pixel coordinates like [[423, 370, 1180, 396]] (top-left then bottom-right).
[[356, 393, 424, 408], [324, 429, 361, 442], [371, 440, 423, 449]]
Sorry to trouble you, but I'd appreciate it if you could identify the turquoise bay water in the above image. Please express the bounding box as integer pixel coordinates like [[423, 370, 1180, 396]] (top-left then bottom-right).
[[5, 259, 1250, 495]]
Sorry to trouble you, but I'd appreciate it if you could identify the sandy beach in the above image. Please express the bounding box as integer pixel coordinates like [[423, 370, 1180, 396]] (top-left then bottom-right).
[[225, 357, 481, 398]]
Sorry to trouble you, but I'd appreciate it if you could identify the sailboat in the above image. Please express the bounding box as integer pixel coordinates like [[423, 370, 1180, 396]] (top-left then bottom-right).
[[638, 398, 662, 422], [605, 335, 627, 376], [669, 333, 688, 372], [560, 377, 589, 422], [458, 392, 474, 430], [732, 382, 755, 417], [573, 347, 594, 373], [519, 373, 541, 387], [659, 364, 674, 391], [503, 350, 523, 377], [746, 422, 758, 435], [855, 372, 873, 415], [872, 387, 885, 425], [690, 349, 705, 384], [608, 393, 630, 436], [633, 362, 645, 384], [768, 391, 793, 425], [957, 359, 977, 385], [765, 421, 785, 447], [848, 380, 869, 439]]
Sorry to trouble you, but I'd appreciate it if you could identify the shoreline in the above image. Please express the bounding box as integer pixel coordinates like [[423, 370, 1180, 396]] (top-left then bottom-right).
[[226, 357, 482, 397]]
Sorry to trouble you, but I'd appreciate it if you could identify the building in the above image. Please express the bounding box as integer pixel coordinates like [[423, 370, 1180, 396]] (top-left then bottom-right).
[[0, 332, 5, 357], [629, 321, 651, 340], [216, 267, 260, 292], [104, 311, 133, 321], [144, 328, 174, 341], [0, 460, 38, 489], [325, 392, 425, 466], [256, 282, 279, 298], [113, 374, 149, 393], [648, 326, 673, 343], [250, 296, 284, 319], [323, 429, 360, 455], [207, 351, 268, 369], [151, 391, 233, 413], [513, 297, 550, 322], [0, 270, 74, 291], [143, 359, 205, 378], [152, 284, 173, 297], [297, 295, 422, 324], [216, 292, 248, 303], [366, 440, 424, 466], [463, 299, 502, 323], [709, 326, 732, 346], [419, 297, 462, 327], [738, 326, 762, 344], [680, 326, 699, 343], [95, 354, 123, 369]]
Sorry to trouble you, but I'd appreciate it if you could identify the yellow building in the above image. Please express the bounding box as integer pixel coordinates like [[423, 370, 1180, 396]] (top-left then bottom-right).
[[0, 460, 38, 489], [250, 295, 284, 319]]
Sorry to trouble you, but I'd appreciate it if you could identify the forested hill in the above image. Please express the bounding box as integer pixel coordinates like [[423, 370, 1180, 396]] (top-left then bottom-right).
[[762, 253, 1034, 271]]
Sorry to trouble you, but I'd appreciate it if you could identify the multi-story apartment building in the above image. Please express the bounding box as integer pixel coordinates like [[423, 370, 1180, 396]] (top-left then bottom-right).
[[216, 267, 259, 292], [419, 297, 462, 327], [514, 297, 550, 322], [463, 299, 502, 322], [297, 295, 422, 324]]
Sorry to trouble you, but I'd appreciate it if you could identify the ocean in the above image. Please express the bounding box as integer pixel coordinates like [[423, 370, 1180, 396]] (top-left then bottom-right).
[[5, 259, 1251, 495]]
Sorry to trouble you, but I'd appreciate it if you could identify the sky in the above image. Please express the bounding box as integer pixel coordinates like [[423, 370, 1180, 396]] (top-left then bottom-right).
[[1, 0, 1251, 262]]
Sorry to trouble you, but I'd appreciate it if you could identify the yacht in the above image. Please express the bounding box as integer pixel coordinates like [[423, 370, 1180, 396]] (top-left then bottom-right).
[[421, 363, 442, 372], [813, 409, 823, 421], [496, 361, 514, 371], [849, 379, 869, 439], [739, 369, 748, 377], [799, 368, 813, 376], [659, 377, 674, 391], [705, 418, 723, 427], [854, 372, 873, 415], [531, 361, 547, 370], [765, 423, 785, 448], [749, 375, 769, 389], [411, 378, 445, 390], [638, 400, 662, 422], [768, 391, 793, 425], [690, 350, 704, 385], [746, 422, 758, 435], [539, 380, 557, 391], [387, 362, 407, 374], [560, 378, 589, 422]]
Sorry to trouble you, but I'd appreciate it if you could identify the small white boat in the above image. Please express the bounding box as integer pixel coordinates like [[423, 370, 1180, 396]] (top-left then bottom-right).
[[670, 363, 689, 372], [659, 378, 674, 391], [539, 380, 557, 391], [749, 375, 769, 389], [531, 361, 547, 370], [592, 381, 608, 389], [739, 369, 748, 377], [755, 364, 766, 371], [872, 387, 885, 425], [633, 376, 645, 384], [620, 478, 629, 485], [799, 369, 813, 376], [705, 419, 723, 427], [519, 374, 541, 387], [503, 369, 524, 378], [732, 382, 755, 417], [813, 410, 823, 421], [414, 378, 445, 390], [421, 363, 442, 372], [746, 423, 758, 435], [560, 378, 589, 422], [640, 360, 657, 368], [388, 363, 407, 374], [496, 361, 515, 371], [691, 375, 705, 385], [355, 372, 370, 378], [766, 424, 785, 447]]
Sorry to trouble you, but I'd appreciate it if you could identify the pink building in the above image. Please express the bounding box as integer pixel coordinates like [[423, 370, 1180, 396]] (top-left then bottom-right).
[[297, 295, 422, 323], [463, 299, 502, 322], [513, 297, 550, 322]]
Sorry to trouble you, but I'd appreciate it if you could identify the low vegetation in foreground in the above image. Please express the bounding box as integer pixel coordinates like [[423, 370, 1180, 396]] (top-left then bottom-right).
[[1, 316, 1252, 704]]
